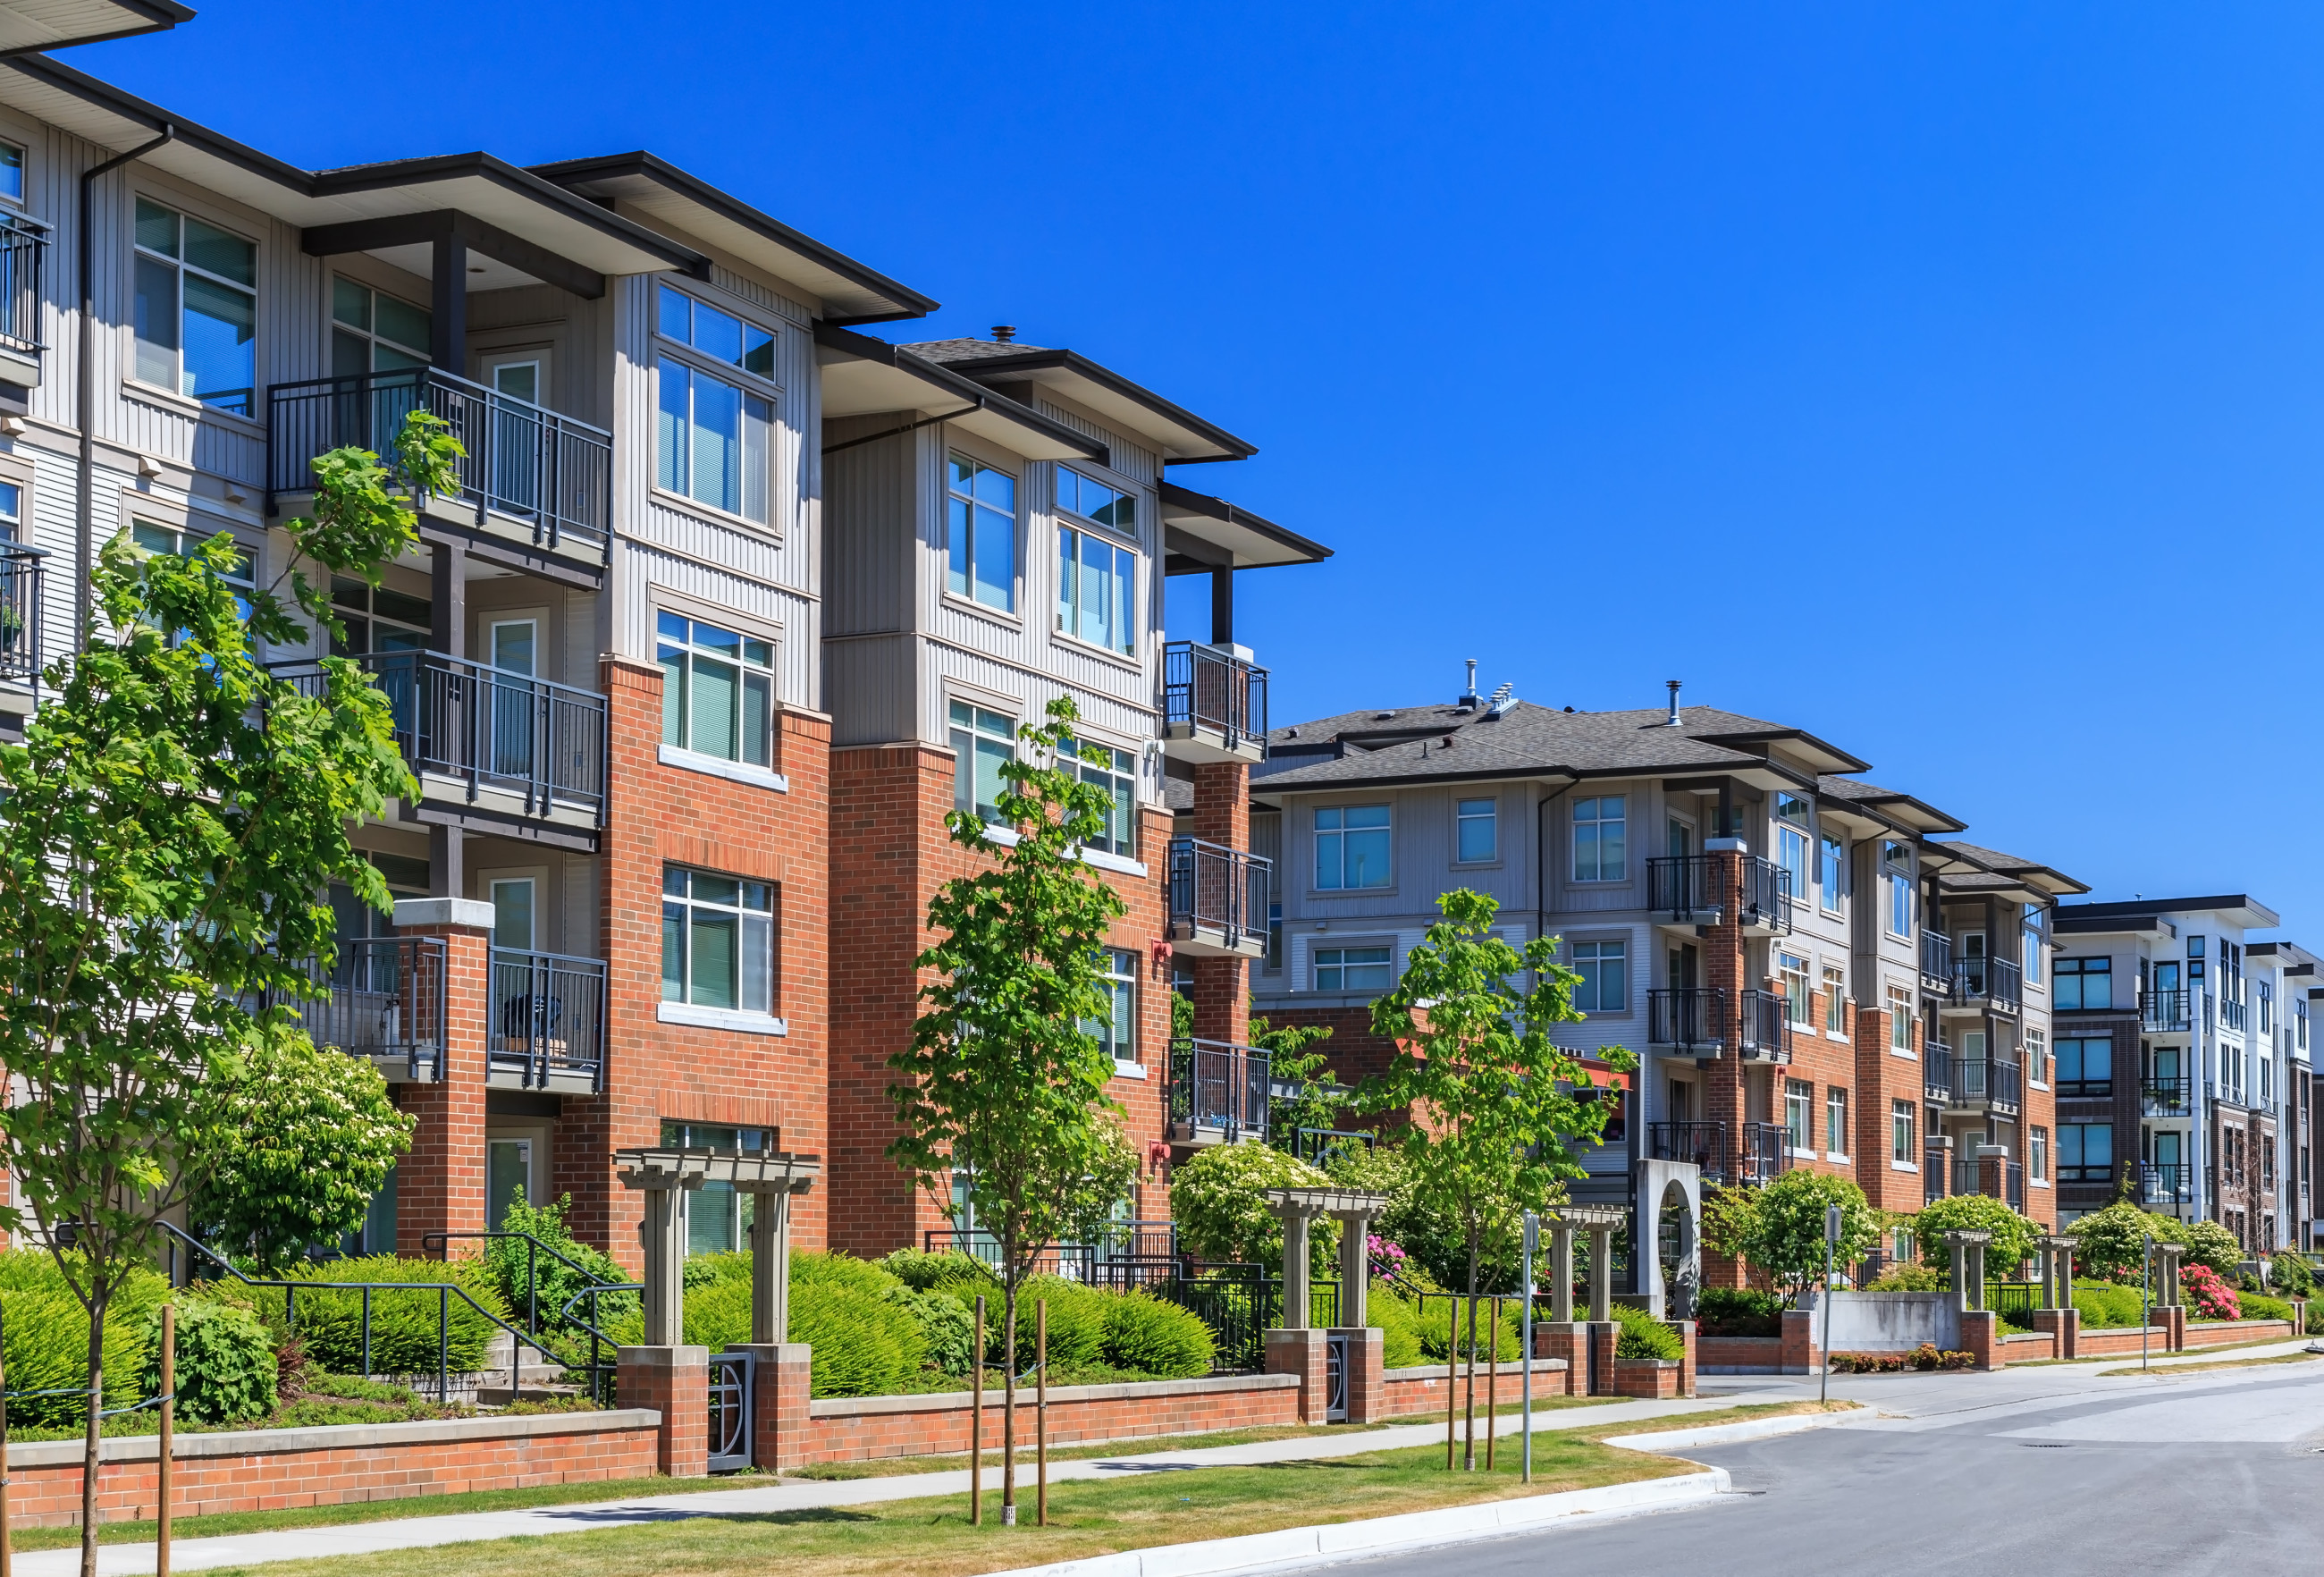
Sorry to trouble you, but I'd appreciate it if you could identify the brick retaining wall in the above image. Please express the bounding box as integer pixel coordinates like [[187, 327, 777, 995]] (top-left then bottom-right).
[[804, 1374, 1301, 1463]]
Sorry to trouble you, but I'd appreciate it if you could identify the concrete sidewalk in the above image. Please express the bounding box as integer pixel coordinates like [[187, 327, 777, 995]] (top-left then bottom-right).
[[20, 1388, 1797, 1577]]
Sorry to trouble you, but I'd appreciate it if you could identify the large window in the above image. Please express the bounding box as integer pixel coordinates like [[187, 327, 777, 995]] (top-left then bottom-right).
[[1775, 795, 1810, 900], [2024, 918, 2043, 984], [1887, 985, 1914, 1051], [947, 452, 1016, 611], [948, 701, 1015, 821], [1883, 841, 1913, 938], [0, 140, 21, 204], [1570, 940, 1625, 1013], [1061, 736, 1137, 856], [1055, 467, 1136, 655], [1315, 805, 1391, 890], [1088, 948, 1137, 1065], [133, 198, 257, 416], [1315, 945, 1393, 994], [1891, 1100, 1916, 1164], [658, 612, 775, 767], [656, 285, 775, 524], [331, 277, 429, 375], [2058, 1123, 2112, 1185], [1820, 833, 1844, 914], [1825, 1088, 1848, 1157], [330, 577, 430, 656], [1784, 1078, 1813, 1155], [2055, 957, 2112, 1010], [1456, 797, 1497, 863], [1823, 966, 1846, 1033], [1780, 952, 1812, 1025], [1572, 795, 1626, 881], [2025, 1025, 2050, 1086], [661, 866, 774, 1016]]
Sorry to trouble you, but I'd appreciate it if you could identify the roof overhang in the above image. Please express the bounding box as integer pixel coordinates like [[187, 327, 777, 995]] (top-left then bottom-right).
[[924, 347, 1255, 463], [816, 324, 1105, 462], [1160, 479, 1329, 573], [1818, 786, 1967, 836], [528, 152, 936, 325], [0, 0, 189, 55], [1691, 727, 1871, 776], [2057, 896, 2280, 931]]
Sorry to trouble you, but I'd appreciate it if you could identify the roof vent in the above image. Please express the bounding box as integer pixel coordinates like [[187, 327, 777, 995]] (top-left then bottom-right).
[[1457, 658, 1480, 711], [990, 325, 1016, 343], [1666, 679, 1683, 727], [1486, 683, 1517, 720]]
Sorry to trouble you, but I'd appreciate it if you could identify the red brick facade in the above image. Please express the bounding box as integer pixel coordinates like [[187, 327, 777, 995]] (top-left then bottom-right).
[[394, 922, 490, 1255]]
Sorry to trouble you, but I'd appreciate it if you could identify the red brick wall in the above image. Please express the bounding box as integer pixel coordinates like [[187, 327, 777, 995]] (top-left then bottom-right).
[[395, 923, 489, 1255], [1381, 1361, 1575, 1418], [1852, 1005, 1925, 1214], [6, 1415, 660, 1529], [619, 1349, 708, 1477], [1187, 761, 1250, 1049], [1697, 1336, 1781, 1370], [1612, 1360, 1680, 1398], [803, 1376, 1300, 1463]]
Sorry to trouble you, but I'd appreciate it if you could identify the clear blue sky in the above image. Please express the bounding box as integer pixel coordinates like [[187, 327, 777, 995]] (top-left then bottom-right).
[[82, 3, 2324, 937]]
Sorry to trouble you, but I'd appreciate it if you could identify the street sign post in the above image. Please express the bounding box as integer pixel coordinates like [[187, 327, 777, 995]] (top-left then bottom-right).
[[1821, 1204, 1842, 1404]]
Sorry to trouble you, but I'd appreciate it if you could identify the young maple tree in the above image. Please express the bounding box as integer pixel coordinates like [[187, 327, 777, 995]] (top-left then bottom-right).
[[0, 413, 456, 1573], [888, 696, 1140, 1525]]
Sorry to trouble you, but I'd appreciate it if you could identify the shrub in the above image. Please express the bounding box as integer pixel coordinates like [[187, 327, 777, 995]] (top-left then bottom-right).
[[1101, 1293, 1215, 1378], [1864, 1261, 1947, 1292], [1367, 1289, 1427, 1368], [142, 1301, 278, 1425], [1830, 1345, 1973, 1373], [1695, 1286, 1781, 1337], [1168, 1143, 1332, 1268], [1612, 1303, 1682, 1362], [897, 1284, 977, 1375], [874, 1248, 998, 1294], [2177, 1219, 2243, 1278], [0, 1251, 165, 1425], [2064, 1200, 2175, 1283], [987, 1276, 1111, 1370], [485, 1192, 636, 1336], [212, 1254, 510, 1375], [1414, 1293, 1522, 1362], [2238, 1291, 2294, 1325], [2071, 1280, 2148, 1329], [2181, 1263, 2238, 1321], [1730, 1171, 1881, 1305], [2264, 1253, 2315, 1297], [1911, 1195, 2040, 1278]]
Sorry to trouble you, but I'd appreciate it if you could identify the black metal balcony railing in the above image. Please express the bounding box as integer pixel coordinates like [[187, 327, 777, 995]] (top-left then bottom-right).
[[1162, 641, 1267, 755], [488, 948, 607, 1092], [2219, 995, 2248, 1033], [1166, 837, 1270, 949], [2142, 1076, 2193, 1117], [1739, 1121, 1789, 1185], [0, 211, 47, 362], [1648, 987, 1724, 1050], [1739, 856, 1793, 933], [305, 935, 449, 1080], [1647, 855, 1719, 920], [2007, 1161, 2025, 1211], [2140, 1161, 2194, 1206], [0, 541, 46, 686], [1647, 1120, 1727, 1176], [1924, 1043, 1954, 1101], [1644, 852, 1790, 933], [267, 367, 613, 561], [1952, 1057, 2023, 1114], [1738, 988, 1791, 1062], [1168, 1037, 1272, 1143], [1952, 955, 2023, 1012], [2143, 987, 2192, 1032], [1924, 1149, 1949, 1202], [1919, 931, 1954, 992], [274, 650, 608, 826]]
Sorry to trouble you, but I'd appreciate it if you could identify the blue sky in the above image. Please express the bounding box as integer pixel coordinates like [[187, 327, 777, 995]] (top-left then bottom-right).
[[83, 3, 2324, 935]]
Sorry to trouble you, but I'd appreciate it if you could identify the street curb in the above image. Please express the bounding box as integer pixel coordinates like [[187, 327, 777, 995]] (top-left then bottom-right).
[[973, 1468, 1732, 1577], [1600, 1408, 1862, 1454]]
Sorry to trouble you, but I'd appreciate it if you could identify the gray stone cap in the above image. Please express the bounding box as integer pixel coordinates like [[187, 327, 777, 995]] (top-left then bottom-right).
[[8, 1407, 660, 1468], [1265, 1186, 1392, 1219], [1385, 1361, 1568, 1381], [615, 1147, 821, 1193], [2037, 1235, 2077, 1249], [810, 1371, 1300, 1416]]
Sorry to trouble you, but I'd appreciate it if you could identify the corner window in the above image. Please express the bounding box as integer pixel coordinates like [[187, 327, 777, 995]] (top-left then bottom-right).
[[947, 452, 1017, 611], [1780, 952, 1811, 1025], [1825, 1088, 1848, 1156], [1315, 944, 1393, 994], [1088, 948, 1137, 1063], [133, 198, 256, 416], [661, 865, 774, 1015], [1056, 524, 1135, 655], [2055, 957, 2112, 1011], [331, 277, 430, 375], [1887, 985, 1913, 1051], [1061, 736, 1137, 856], [658, 612, 775, 767], [656, 286, 775, 524], [1570, 940, 1625, 1013], [948, 701, 1015, 821], [1819, 834, 1844, 913], [1456, 797, 1497, 863], [1315, 805, 1391, 890], [1571, 795, 1626, 882], [1891, 1100, 1916, 1163], [1882, 841, 1913, 938]]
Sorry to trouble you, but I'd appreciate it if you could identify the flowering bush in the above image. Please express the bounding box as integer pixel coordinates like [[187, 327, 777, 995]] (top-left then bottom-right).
[[1826, 1344, 1975, 1374], [2182, 1263, 2239, 1321], [1368, 1235, 1410, 1280]]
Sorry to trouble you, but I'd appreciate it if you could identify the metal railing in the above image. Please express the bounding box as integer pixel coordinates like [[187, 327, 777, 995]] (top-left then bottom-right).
[[1647, 1120, 1727, 1176], [1647, 855, 1720, 920], [1166, 837, 1270, 949], [0, 540, 46, 687], [290, 935, 449, 1080], [1953, 955, 2023, 1012], [1924, 1043, 1954, 1101], [1924, 1149, 1949, 1202], [2142, 1076, 2193, 1117], [1648, 987, 1724, 1050], [1952, 1057, 2023, 1114], [1738, 988, 1790, 1061], [2140, 1161, 2194, 1206], [1919, 931, 1953, 992], [422, 1227, 641, 1403], [268, 367, 613, 558], [1739, 1120, 1789, 1185], [1646, 852, 1791, 932], [1737, 856, 1794, 933], [0, 211, 46, 362], [489, 948, 608, 1092], [1162, 641, 1267, 755], [2143, 988, 2192, 1032], [274, 649, 608, 826], [2219, 995, 2248, 1033], [1293, 1127, 1375, 1167], [1988, 1281, 2039, 1326], [1168, 1036, 1272, 1143]]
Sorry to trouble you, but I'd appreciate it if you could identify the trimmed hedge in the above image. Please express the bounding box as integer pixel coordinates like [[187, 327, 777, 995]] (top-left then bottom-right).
[[213, 1254, 511, 1375], [1099, 1292, 1214, 1378], [0, 1251, 166, 1426], [1695, 1286, 1781, 1337], [1612, 1303, 1683, 1362]]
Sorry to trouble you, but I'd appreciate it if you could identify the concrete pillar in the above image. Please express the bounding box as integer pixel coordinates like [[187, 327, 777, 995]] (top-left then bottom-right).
[[746, 1187, 795, 1345], [637, 1180, 698, 1345], [1335, 1210, 1374, 1330], [1550, 1225, 1575, 1321], [1966, 1239, 1987, 1309], [1949, 1235, 1970, 1312], [1587, 1321, 1619, 1395], [1282, 1210, 1311, 1329], [1587, 1227, 1613, 1323], [1673, 1319, 1697, 1397]]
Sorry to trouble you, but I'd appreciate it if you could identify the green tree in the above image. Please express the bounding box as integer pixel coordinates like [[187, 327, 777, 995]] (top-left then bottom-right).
[[1734, 1171, 1882, 1306], [1251, 1010, 1338, 1156], [1910, 1193, 2041, 1280], [189, 1030, 415, 1271], [1357, 890, 1635, 1466], [888, 696, 1138, 1524], [1168, 1142, 1331, 1268], [2177, 1218, 2243, 1278], [0, 412, 459, 1574], [2063, 1198, 2175, 1283]]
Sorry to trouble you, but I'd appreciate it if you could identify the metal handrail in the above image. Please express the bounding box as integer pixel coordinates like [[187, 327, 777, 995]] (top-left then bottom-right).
[[1646, 855, 1720, 920], [1919, 931, 1954, 990], [488, 947, 608, 1092], [2143, 1076, 2194, 1117], [266, 366, 612, 559], [1924, 1150, 1949, 1202], [1953, 956, 2024, 1012], [1647, 986, 1725, 1050], [1168, 1036, 1273, 1143], [1162, 641, 1267, 754], [2139, 1161, 2195, 1205], [2219, 994, 2248, 1033], [1166, 836, 1271, 948], [1739, 1120, 1789, 1185], [2143, 988, 2193, 1032], [1952, 1057, 2023, 1113], [423, 1227, 641, 1402], [1646, 1119, 1726, 1176], [1738, 988, 1791, 1062], [272, 934, 449, 1081], [0, 210, 47, 359], [1924, 1044, 1955, 1101], [0, 540, 46, 687], [1737, 856, 1794, 933]]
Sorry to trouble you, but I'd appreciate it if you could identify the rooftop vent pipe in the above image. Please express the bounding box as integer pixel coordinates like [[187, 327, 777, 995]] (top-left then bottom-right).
[[1666, 679, 1682, 726], [1458, 658, 1480, 711], [991, 325, 1016, 342]]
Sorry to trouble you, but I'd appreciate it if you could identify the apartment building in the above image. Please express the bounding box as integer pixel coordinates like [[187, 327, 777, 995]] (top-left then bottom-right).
[[1244, 678, 2084, 1302], [2050, 898, 2314, 1251]]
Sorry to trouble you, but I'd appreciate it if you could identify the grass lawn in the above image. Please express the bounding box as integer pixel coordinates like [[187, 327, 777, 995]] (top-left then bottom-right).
[[2098, 1351, 2324, 1378]]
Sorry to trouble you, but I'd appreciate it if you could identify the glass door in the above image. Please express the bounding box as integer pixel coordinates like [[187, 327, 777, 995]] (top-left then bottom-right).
[[482, 357, 544, 517], [487, 619, 537, 784], [487, 1138, 533, 1232]]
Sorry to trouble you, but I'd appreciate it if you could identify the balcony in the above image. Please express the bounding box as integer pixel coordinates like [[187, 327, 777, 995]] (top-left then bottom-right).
[[2142, 1076, 2193, 1117], [2139, 1161, 2194, 1207], [1924, 1149, 1949, 1203], [2219, 995, 2248, 1033], [1949, 1158, 2025, 1210], [1924, 1044, 1954, 1102], [1919, 931, 1953, 995], [488, 948, 607, 1093], [1648, 987, 1725, 1053], [1647, 855, 1722, 925], [1738, 1121, 1789, 1185], [1949, 1057, 2023, 1117], [2143, 988, 2192, 1033], [1167, 1037, 1272, 1146], [1646, 1120, 1727, 1179], [1949, 955, 2022, 1014], [1161, 641, 1267, 763], [1165, 837, 1269, 958], [1737, 989, 1791, 1063], [274, 650, 608, 837], [0, 211, 47, 387], [0, 541, 47, 687], [303, 936, 449, 1081], [267, 367, 613, 566]]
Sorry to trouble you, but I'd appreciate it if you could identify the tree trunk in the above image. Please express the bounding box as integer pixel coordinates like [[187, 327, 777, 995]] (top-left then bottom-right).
[[80, 1280, 105, 1577], [1462, 1229, 1479, 1471], [1002, 1277, 1018, 1520]]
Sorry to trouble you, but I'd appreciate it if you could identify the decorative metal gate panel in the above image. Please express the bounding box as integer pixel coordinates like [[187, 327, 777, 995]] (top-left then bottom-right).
[[708, 1349, 754, 1472], [1323, 1331, 1349, 1422]]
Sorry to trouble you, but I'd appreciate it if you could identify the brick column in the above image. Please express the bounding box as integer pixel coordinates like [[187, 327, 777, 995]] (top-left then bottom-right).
[[1534, 1322, 1586, 1395], [1264, 1328, 1328, 1421], [1781, 1308, 1819, 1375], [619, 1345, 710, 1477], [2029, 1308, 2066, 1361], [390, 899, 493, 1256], [1587, 1321, 1619, 1395], [2165, 1304, 2186, 1352], [1960, 1310, 2000, 1370], [737, 1342, 812, 1472], [1189, 761, 1251, 1049], [1976, 1145, 2007, 1202], [1334, 1326, 1385, 1422], [1673, 1319, 1697, 1397]]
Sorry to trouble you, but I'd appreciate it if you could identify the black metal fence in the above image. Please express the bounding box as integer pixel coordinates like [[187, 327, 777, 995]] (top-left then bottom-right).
[[1920, 930, 1953, 991], [1737, 856, 1794, 932], [1924, 1043, 1955, 1101], [2142, 1076, 2193, 1117], [0, 210, 46, 362], [1647, 1119, 1726, 1176], [1953, 1057, 2023, 1115], [489, 948, 608, 1091], [1162, 641, 1267, 754], [0, 540, 46, 686], [1738, 989, 1790, 1061], [1646, 855, 1720, 920], [267, 367, 613, 558], [2140, 1161, 2194, 1206], [2143, 988, 2192, 1032], [1739, 1120, 1789, 1185], [1166, 836, 1270, 948], [1954, 955, 2023, 1012]]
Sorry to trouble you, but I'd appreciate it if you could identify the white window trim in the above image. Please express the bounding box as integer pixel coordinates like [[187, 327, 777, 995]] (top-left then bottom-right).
[[1111, 1059, 1148, 1081], [657, 1001, 787, 1036], [1891, 1159, 1921, 1173], [1825, 1151, 1850, 1165], [659, 742, 789, 795], [2030, 1176, 2051, 1189]]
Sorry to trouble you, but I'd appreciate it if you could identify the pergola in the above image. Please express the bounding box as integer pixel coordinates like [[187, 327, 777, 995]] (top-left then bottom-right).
[[1265, 1187, 1392, 1328], [615, 1148, 821, 1345], [1544, 1203, 1629, 1324]]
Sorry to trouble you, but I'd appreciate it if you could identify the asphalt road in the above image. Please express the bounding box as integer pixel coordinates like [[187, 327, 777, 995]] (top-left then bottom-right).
[[1342, 1357, 2324, 1576]]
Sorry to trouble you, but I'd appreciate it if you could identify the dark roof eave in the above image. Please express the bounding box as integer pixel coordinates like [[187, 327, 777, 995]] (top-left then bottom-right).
[[2056, 895, 2283, 927], [814, 324, 1107, 460], [1692, 726, 1873, 775], [1252, 764, 1578, 797], [1158, 478, 1332, 569], [925, 346, 1256, 461]]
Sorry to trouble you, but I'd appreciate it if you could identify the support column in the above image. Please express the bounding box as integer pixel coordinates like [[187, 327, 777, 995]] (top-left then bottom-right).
[[1281, 1209, 1312, 1328], [618, 1345, 710, 1477], [390, 898, 492, 1256], [1334, 1209, 1376, 1329], [1587, 1226, 1613, 1323], [1263, 1328, 1329, 1421], [1549, 1225, 1575, 1321], [746, 1187, 796, 1345]]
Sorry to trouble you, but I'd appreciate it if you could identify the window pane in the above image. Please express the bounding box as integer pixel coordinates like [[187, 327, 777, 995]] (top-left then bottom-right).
[[1056, 468, 1078, 515], [974, 735, 1011, 818], [973, 502, 1014, 609], [132, 254, 177, 387], [1316, 830, 1343, 890], [375, 294, 431, 355], [1345, 827, 1391, 888], [657, 362, 688, 494], [695, 301, 743, 364], [744, 674, 771, 768], [181, 272, 256, 411], [947, 497, 971, 598], [744, 325, 775, 379], [741, 914, 770, 1015], [659, 647, 686, 746], [743, 395, 770, 524], [974, 466, 1015, 510], [689, 911, 738, 1008], [1574, 823, 1598, 881], [181, 216, 254, 288], [134, 198, 177, 257], [661, 901, 686, 1000], [689, 656, 737, 759], [659, 284, 691, 343], [691, 372, 741, 512], [1082, 532, 1113, 649], [0, 142, 21, 204], [332, 326, 368, 378], [332, 276, 371, 331], [1056, 527, 1075, 632]]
